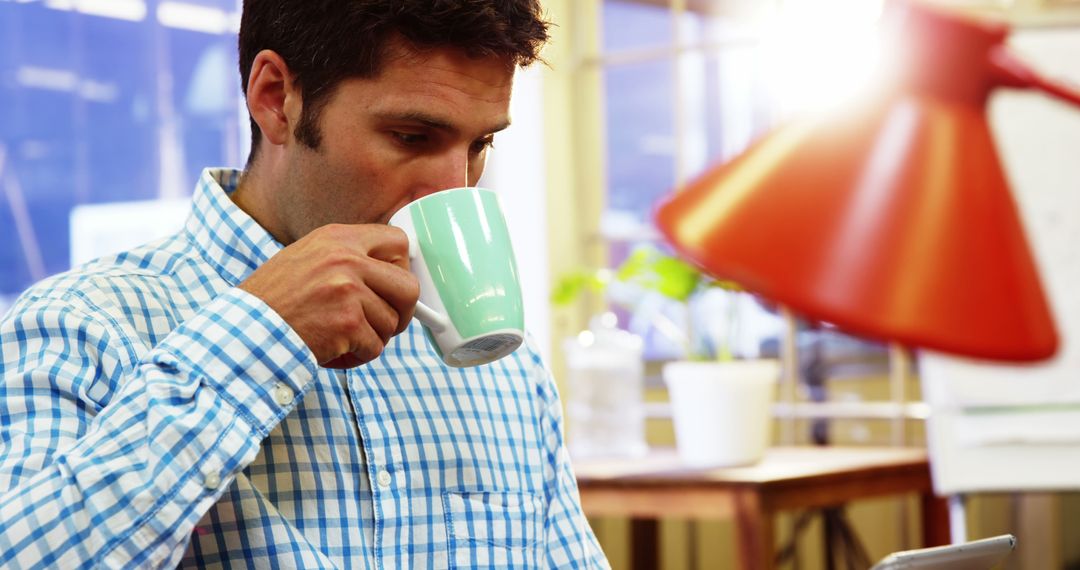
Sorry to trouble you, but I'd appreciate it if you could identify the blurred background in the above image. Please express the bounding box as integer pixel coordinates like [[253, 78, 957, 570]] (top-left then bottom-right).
[[0, 0, 243, 311], [3, 0, 1080, 568]]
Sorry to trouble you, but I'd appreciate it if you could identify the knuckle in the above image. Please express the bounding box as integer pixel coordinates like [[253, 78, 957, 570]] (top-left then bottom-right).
[[324, 222, 349, 236], [355, 337, 384, 362], [338, 278, 364, 296], [317, 224, 358, 247], [396, 312, 414, 335], [403, 275, 421, 301], [311, 223, 340, 241], [327, 248, 360, 268], [362, 301, 395, 338], [319, 336, 351, 364], [334, 339, 352, 359], [352, 254, 377, 272], [386, 226, 410, 249], [377, 311, 399, 342], [317, 276, 359, 300], [333, 309, 363, 333]]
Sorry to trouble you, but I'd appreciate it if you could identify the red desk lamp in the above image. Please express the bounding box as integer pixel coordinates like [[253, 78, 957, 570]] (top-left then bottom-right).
[[655, 0, 1080, 362]]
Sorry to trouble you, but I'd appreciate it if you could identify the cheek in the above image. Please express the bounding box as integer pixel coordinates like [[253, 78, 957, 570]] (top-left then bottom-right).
[[325, 152, 420, 222], [317, 145, 383, 197], [332, 135, 400, 186]]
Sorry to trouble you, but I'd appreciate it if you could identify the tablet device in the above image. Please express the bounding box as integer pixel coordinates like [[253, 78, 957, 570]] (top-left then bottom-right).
[[870, 534, 1015, 570]]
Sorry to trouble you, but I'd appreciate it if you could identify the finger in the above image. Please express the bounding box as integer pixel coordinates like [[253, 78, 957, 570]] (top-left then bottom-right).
[[355, 258, 421, 323], [346, 316, 386, 365], [393, 302, 416, 336], [359, 292, 399, 346], [314, 225, 418, 335], [346, 225, 411, 269], [309, 224, 409, 268], [358, 268, 416, 336]]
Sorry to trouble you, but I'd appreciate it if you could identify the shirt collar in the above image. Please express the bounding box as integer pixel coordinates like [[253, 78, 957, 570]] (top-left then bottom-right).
[[184, 168, 284, 286]]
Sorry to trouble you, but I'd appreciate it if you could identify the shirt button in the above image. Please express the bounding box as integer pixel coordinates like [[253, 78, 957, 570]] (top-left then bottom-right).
[[377, 470, 392, 488], [204, 471, 221, 490], [274, 384, 294, 406]]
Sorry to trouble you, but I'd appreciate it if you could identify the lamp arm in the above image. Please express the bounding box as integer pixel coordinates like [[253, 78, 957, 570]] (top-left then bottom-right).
[[990, 47, 1080, 109]]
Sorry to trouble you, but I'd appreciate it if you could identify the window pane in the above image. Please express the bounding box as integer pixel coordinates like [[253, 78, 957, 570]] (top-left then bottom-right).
[[678, 44, 773, 182], [602, 0, 673, 53], [600, 6, 783, 360], [0, 1, 243, 301], [80, 11, 159, 202], [603, 59, 674, 225]]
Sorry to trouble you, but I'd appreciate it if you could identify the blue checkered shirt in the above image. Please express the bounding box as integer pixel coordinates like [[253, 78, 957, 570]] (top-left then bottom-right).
[[0, 168, 608, 569]]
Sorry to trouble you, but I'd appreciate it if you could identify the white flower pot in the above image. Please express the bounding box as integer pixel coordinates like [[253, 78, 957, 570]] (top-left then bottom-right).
[[663, 359, 780, 467]]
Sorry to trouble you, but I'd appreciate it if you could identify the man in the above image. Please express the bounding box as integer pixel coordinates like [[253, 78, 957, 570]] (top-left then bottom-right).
[[0, 1, 608, 567]]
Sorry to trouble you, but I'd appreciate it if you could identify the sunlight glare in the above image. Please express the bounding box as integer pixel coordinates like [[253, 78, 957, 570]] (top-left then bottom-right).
[[759, 0, 887, 118]]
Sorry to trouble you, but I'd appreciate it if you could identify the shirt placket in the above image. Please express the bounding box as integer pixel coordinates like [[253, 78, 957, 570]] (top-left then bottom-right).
[[346, 368, 410, 570]]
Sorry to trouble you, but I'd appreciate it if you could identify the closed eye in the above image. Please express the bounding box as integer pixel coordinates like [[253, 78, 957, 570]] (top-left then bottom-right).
[[391, 131, 429, 147]]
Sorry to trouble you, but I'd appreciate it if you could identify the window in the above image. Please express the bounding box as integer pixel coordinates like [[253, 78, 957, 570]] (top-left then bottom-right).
[[585, 0, 781, 360], [0, 0, 244, 312], [549, 0, 889, 361]]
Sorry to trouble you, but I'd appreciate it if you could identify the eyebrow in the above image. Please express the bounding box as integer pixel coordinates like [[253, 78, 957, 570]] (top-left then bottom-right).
[[375, 111, 511, 136]]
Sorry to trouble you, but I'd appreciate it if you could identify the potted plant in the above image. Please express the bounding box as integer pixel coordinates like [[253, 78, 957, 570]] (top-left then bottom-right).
[[554, 245, 781, 467]]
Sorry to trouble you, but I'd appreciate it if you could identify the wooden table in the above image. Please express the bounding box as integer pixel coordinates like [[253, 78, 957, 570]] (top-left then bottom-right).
[[573, 446, 950, 570]]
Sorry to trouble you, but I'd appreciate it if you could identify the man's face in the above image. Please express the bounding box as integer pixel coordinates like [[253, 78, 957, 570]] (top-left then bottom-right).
[[273, 38, 515, 242]]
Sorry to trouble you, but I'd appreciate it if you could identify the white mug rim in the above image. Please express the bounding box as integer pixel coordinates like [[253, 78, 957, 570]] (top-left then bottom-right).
[[398, 186, 495, 209]]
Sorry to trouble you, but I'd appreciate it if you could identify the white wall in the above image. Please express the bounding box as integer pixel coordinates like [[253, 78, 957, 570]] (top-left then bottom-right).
[[479, 65, 552, 361]]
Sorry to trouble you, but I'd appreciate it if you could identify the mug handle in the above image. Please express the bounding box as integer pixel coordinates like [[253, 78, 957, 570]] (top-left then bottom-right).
[[413, 301, 450, 333]]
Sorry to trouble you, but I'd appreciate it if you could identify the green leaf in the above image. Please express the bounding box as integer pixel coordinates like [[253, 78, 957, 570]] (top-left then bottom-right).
[[550, 271, 606, 306], [651, 256, 701, 301], [615, 249, 651, 282]]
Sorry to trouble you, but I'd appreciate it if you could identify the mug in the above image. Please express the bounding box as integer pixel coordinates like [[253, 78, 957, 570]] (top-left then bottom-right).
[[389, 187, 524, 367]]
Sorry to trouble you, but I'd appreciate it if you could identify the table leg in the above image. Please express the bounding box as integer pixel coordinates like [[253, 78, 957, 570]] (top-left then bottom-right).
[[921, 493, 950, 546], [823, 508, 839, 570], [734, 490, 774, 570], [631, 518, 659, 570], [1017, 493, 1062, 570]]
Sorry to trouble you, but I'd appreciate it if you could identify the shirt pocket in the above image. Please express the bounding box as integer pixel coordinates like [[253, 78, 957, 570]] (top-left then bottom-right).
[[443, 491, 545, 569]]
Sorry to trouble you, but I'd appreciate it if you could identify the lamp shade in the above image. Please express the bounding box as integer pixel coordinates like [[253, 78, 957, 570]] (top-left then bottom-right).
[[655, 0, 1080, 362]]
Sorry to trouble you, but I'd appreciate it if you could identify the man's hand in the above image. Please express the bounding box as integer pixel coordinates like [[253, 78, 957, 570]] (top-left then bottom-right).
[[238, 224, 419, 368]]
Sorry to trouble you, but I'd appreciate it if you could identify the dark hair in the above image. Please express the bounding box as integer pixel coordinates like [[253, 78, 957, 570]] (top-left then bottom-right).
[[238, 0, 550, 164]]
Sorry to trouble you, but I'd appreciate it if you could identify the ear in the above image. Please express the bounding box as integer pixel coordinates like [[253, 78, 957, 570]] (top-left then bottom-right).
[[245, 50, 302, 147]]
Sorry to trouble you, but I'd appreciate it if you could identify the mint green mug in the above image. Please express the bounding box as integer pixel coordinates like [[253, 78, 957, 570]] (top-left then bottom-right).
[[389, 187, 524, 367]]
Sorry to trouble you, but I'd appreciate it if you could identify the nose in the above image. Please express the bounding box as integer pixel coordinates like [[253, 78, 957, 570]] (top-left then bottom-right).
[[412, 151, 470, 199]]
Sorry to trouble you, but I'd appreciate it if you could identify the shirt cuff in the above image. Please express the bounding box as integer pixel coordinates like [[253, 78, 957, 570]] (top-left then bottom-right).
[[152, 287, 319, 437]]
